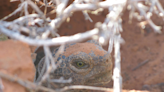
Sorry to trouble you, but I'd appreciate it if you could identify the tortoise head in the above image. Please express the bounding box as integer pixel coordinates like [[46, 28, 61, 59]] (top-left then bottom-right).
[[38, 40, 113, 88]]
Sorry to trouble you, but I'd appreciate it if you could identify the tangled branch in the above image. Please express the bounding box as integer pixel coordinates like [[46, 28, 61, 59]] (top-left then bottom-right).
[[0, 0, 164, 92]]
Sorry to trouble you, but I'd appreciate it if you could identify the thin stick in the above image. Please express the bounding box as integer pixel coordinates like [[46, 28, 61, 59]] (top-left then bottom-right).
[[0, 2, 27, 20], [113, 34, 122, 92], [134, 3, 161, 33], [132, 59, 150, 71], [58, 85, 113, 92], [0, 72, 113, 92], [0, 25, 99, 46], [0, 72, 56, 92], [51, 0, 127, 28]]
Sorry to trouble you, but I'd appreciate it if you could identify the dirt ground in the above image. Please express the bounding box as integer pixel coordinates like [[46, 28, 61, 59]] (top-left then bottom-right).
[[1, 0, 164, 92]]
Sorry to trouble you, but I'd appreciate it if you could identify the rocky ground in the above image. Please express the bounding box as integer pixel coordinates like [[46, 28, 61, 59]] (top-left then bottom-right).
[[1, 0, 164, 92]]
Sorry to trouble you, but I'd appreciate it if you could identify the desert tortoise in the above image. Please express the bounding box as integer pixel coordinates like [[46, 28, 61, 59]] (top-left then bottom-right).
[[36, 40, 113, 91]]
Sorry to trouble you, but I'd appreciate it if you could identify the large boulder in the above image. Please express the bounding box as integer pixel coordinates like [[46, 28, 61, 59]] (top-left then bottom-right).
[[0, 40, 35, 92]]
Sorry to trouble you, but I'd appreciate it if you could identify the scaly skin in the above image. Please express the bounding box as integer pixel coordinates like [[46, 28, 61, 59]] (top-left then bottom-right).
[[37, 40, 112, 91]]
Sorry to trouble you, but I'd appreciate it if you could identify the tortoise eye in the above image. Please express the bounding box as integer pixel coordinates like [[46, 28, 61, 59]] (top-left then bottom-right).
[[76, 61, 84, 67], [72, 59, 89, 69], [69, 58, 92, 73]]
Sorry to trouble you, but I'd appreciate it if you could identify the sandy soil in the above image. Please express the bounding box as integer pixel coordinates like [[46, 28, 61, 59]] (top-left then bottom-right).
[[1, 0, 164, 92]]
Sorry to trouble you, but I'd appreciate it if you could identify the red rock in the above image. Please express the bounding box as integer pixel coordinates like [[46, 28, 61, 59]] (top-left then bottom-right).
[[0, 40, 35, 92]]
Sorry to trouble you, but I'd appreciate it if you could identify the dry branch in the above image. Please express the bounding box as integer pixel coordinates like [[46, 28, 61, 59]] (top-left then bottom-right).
[[0, 72, 112, 92], [0, 0, 164, 92], [0, 72, 56, 92]]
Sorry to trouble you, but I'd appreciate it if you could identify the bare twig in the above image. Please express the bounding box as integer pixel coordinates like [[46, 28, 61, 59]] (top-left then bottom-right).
[[51, 0, 128, 28], [58, 85, 113, 92], [82, 11, 93, 22], [113, 34, 123, 92], [132, 59, 150, 71], [0, 24, 99, 46], [27, 0, 45, 18], [56, 0, 68, 16], [102, 0, 127, 92], [155, 0, 164, 17], [134, 3, 161, 33], [12, 14, 39, 23], [49, 77, 72, 83], [36, 45, 65, 84], [0, 72, 113, 92], [0, 0, 164, 92], [0, 1, 28, 20], [0, 72, 56, 92]]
